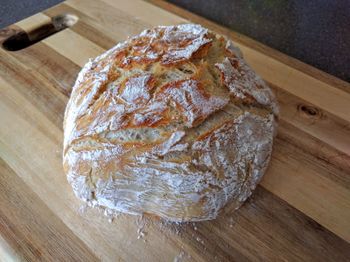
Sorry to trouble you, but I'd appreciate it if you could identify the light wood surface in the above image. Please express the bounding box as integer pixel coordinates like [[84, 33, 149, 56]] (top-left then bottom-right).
[[0, 0, 349, 261]]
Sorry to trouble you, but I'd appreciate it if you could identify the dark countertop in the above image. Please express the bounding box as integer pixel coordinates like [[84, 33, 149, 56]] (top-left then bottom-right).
[[0, 0, 62, 29], [1, 0, 349, 82]]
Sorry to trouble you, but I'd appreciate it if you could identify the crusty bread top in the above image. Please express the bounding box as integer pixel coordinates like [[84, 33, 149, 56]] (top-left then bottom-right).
[[63, 24, 278, 221]]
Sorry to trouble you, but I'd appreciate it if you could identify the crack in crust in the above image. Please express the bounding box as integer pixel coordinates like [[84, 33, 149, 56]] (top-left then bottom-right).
[[63, 24, 279, 222]]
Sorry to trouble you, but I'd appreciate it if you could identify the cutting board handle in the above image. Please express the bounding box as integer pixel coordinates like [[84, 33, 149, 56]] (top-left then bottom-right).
[[2, 14, 78, 51]]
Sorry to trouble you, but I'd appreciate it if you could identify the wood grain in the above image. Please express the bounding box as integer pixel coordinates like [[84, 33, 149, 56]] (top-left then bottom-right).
[[271, 84, 350, 157], [0, 158, 98, 261], [0, 0, 349, 261]]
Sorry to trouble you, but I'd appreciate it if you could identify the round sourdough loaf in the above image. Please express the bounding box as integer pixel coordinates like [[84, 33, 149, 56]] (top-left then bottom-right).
[[63, 24, 278, 222]]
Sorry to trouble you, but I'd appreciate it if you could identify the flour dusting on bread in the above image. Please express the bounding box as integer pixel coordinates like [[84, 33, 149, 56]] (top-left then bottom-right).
[[63, 24, 278, 221]]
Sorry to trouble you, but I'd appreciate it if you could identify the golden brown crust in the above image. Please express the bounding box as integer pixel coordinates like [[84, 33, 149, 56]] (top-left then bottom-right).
[[63, 24, 278, 221]]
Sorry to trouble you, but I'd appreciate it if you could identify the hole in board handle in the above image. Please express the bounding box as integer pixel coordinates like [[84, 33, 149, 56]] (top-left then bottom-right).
[[2, 14, 78, 51]]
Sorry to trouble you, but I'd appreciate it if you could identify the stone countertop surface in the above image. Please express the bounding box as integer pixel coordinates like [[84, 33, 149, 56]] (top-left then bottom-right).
[[0, 0, 349, 82]]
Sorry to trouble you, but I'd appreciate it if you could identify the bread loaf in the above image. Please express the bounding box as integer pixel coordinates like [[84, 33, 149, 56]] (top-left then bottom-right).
[[63, 24, 278, 222]]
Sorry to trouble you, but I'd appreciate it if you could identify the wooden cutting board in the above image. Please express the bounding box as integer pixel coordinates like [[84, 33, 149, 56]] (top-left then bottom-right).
[[0, 0, 349, 261]]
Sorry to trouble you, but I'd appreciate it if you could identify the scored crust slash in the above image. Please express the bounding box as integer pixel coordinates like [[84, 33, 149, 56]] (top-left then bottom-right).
[[63, 24, 278, 222]]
